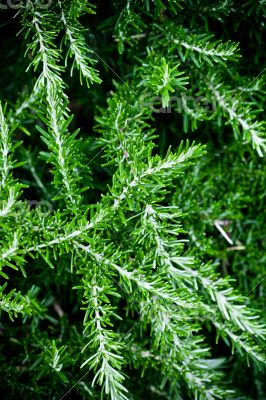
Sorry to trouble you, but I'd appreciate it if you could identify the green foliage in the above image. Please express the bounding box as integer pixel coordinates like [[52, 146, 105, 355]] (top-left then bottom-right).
[[0, 1, 265, 399], [139, 56, 189, 107]]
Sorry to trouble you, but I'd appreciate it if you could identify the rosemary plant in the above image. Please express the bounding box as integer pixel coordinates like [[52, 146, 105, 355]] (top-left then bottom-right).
[[0, 1, 265, 399]]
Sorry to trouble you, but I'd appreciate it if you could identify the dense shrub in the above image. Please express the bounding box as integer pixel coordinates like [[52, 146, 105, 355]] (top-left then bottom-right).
[[0, 1, 265, 399]]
